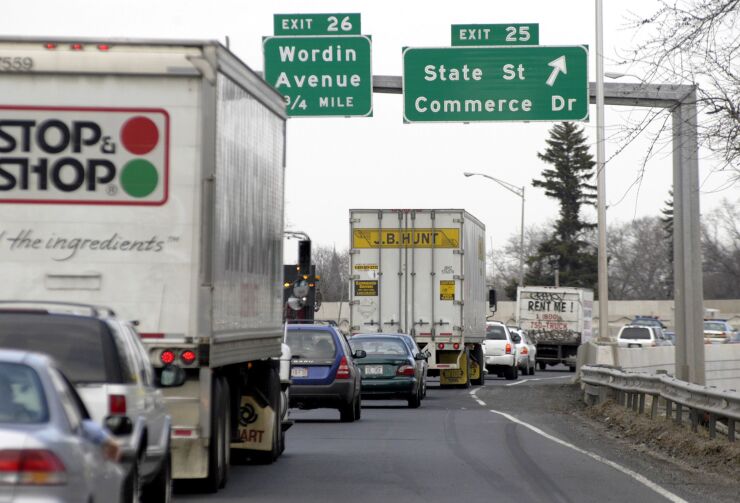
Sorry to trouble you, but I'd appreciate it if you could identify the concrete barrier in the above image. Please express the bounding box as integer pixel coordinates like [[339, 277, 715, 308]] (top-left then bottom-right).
[[578, 342, 740, 392]]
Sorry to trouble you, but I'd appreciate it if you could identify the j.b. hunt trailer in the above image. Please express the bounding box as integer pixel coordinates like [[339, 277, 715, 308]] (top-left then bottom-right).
[[349, 209, 488, 386], [0, 37, 288, 491]]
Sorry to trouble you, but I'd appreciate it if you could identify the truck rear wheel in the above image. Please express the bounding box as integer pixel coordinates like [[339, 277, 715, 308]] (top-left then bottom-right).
[[470, 345, 485, 386], [204, 377, 226, 493]]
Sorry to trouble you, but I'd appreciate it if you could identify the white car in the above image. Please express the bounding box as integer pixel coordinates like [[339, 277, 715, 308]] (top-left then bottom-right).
[[483, 322, 518, 380], [616, 325, 667, 348], [509, 327, 537, 376], [0, 302, 179, 503]]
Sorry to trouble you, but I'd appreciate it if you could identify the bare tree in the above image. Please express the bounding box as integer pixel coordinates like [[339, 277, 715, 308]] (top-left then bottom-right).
[[623, 1, 740, 175], [606, 217, 673, 300], [702, 198, 740, 298], [488, 224, 550, 299], [312, 245, 350, 302]]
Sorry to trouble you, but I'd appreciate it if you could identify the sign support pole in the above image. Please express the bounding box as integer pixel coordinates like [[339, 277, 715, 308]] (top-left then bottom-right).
[[595, 0, 609, 342]]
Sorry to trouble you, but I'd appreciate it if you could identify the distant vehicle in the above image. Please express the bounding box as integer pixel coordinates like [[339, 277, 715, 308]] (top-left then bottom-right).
[[728, 332, 740, 344], [517, 287, 593, 372], [0, 303, 177, 502], [0, 349, 126, 502], [630, 316, 667, 329], [349, 209, 489, 388], [616, 325, 671, 348], [348, 334, 426, 408], [483, 322, 518, 380], [510, 328, 537, 376], [286, 324, 365, 422], [703, 320, 737, 344]]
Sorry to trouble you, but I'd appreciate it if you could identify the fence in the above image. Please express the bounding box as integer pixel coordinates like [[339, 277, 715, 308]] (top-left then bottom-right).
[[581, 365, 740, 442]]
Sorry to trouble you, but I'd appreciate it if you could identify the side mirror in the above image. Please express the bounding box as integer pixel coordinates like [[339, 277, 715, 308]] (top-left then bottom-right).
[[104, 415, 133, 436], [352, 349, 367, 359], [414, 353, 426, 361], [488, 289, 498, 312], [158, 365, 187, 388], [512, 334, 522, 343]]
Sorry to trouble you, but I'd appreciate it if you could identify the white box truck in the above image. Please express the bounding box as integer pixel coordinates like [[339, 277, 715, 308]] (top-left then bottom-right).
[[0, 37, 288, 491], [516, 286, 594, 371], [349, 209, 489, 386]]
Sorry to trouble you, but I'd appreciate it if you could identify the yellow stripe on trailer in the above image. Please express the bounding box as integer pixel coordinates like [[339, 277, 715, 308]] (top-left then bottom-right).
[[352, 228, 460, 248]]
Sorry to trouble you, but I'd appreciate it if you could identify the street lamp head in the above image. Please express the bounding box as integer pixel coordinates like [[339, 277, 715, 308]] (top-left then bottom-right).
[[463, 172, 475, 177], [604, 72, 625, 79]]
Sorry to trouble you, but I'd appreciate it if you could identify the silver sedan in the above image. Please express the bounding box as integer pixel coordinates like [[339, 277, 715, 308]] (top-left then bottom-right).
[[0, 349, 125, 502]]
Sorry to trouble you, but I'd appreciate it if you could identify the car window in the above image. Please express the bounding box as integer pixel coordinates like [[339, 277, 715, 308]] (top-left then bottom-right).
[[128, 327, 155, 387], [47, 367, 83, 431], [619, 327, 652, 340], [286, 330, 337, 359], [0, 362, 48, 424], [349, 337, 409, 356], [107, 323, 140, 384], [486, 325, 507, 340], [704, 322, 727, 331], [0, 314, 123, 384], [116, 323, 153, 387]]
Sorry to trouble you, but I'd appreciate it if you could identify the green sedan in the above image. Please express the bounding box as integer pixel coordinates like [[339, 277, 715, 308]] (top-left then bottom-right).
[[348, 334, 427, 408]]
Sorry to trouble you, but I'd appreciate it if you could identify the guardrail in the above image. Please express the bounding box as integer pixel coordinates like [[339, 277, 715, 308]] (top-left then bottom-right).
[[581, 365, 740, 442]]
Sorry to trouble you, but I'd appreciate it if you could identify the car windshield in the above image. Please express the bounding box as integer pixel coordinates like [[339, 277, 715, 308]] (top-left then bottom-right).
[[486, 326, 507, 340], [0, 362, 48, 424], [286, 330, 337, 359], [620, 327, 651, 340], [350, 337, 409, 356], [633, 318, 661, 327], [704, 322, 727, 332], [0, 313, 120, 384]]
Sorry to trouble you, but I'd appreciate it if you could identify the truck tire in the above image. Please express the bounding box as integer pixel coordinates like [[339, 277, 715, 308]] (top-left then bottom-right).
[[204, 377, 226, 493], [141, 452, 171, 503], [470, 345, 485, 386], [538, 361, 547, 371]]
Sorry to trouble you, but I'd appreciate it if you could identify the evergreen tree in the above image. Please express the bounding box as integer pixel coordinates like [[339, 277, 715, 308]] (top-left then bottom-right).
[[660, 189, 674, 298], [525, 122, 597, 289]]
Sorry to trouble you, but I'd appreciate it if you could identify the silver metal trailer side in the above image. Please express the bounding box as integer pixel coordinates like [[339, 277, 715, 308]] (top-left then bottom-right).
[[0, 37, 288, 492], [349, 209, 487, 386]]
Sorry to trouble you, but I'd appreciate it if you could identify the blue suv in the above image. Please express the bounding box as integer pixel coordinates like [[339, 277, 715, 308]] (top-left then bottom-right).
[[285, 324, 366, 422]]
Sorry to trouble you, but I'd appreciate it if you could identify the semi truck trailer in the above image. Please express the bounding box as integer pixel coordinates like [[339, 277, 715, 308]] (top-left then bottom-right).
[[349, 209, 488, 386], [0, 37, 289, 492]]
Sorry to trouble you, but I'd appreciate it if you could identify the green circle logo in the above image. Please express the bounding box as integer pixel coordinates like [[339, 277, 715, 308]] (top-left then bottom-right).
[[120, 159, 158, 198]]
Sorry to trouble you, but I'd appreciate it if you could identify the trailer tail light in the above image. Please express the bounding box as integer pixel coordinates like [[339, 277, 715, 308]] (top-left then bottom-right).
[[335, 356, 351, 379], [438, 343, 445, 350], [396, 364, 416, 377], [160, 350, 176, 365], [0, 449, 67, 485], [452, 343, 460, 350], [108, 395, 127, 415], [70, 43, 83, 51], [181, 350, 196, 365], [97, 44, 111, 51], [44, 43, 57, 50], [505, 343, 512, 354]]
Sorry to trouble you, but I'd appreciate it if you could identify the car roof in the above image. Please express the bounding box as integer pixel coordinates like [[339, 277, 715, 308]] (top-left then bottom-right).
[[287, 324, 337, 332], [0, 348, 55, 367]]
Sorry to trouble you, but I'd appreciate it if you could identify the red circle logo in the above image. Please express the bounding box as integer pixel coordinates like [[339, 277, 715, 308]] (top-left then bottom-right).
[[121, 116, 159, 155]]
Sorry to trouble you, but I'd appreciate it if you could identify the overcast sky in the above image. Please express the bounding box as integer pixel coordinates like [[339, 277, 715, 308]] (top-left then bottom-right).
[[5, 1, 736, 263]]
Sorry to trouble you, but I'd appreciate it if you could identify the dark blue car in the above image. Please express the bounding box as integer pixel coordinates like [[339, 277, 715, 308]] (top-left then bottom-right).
[[285, 324, 365, 422]]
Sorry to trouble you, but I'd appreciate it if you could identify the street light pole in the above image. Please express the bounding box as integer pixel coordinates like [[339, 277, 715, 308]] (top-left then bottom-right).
[[595, 0, 609, 341], [463, 172, 525, 287]]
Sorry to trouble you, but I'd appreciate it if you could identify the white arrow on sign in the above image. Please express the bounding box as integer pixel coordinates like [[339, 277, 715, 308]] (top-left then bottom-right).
[[546, 56, 567, 87]]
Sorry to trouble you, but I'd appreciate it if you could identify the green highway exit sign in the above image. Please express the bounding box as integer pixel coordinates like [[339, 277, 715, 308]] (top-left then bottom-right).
[[263, 35, 373, 117], [402, 45, 588, 123], [274, 13, 361, 36], [451, 24, 539, 46]]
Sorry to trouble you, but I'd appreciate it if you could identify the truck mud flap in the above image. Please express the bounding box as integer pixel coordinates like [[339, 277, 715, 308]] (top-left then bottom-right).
[[231, 394, 276, 452], [439, 350, 469, 387]]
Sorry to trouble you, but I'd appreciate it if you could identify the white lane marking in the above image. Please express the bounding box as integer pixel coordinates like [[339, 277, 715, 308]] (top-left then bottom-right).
[[489, 409, 688, 503], [505, 376, 573, 387], [475, 398, 487, 407]]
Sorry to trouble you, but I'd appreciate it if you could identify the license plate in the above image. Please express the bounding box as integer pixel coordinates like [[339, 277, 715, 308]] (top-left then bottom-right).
[[364, 365, 384, 376], [291, 367, 308, 378], [628, 343, 641, 348]]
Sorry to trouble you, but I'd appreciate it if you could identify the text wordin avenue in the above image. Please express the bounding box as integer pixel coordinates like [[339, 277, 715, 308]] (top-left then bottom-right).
[[274, 43, 362, 89]]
